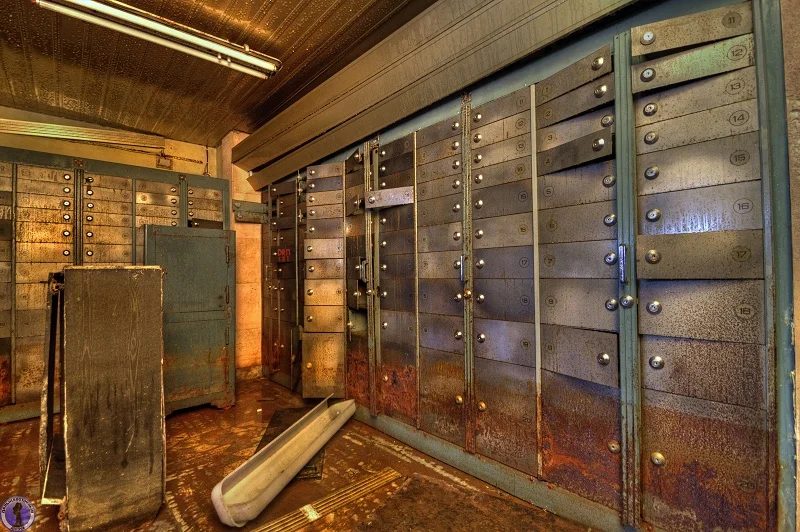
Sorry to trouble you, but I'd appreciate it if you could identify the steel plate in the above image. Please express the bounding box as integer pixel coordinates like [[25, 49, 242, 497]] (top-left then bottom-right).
[[82, 226, 133, 245], [472, 212, 534, 249], [305, 259, 345, 279], [86, 187, 134, 202], [473, 318, 535, 367], [537, 128, 613, 175], [473, 245, 534, 279], [472, 180, 532, 220], [416, 156, 461, 184], [304, 279, 345, 306], [539, 240, 618, 279], [416, 134, 461, 165], [308, 163, 343, 179], [417, 174, 463, 201], [304, 238, 344, 260], [380, 309, 417, 348], [472, 111, 530, 148], [307, 175, 343, 193], [379, 278, 416, 312], [537, 106, 614, 152], [379, 152, 414, 177], [472, 133, 531, 169], [538, 200, 616, 244], [302, 333, 345, 398], [418, 250, 462, 279], [419, 312, 464, 355], [306, 203, 344, 220], [472, 87, 531, 126], [17, 179, 73, 197], [82, 244, 133, 263], [379, 228, 415, 255], [270, 180, 297, 196], [134, 180, 177, 195], [473, 157, 532, 190], [307, 190, 343, 207], [17, 165, 72, 183], [418, 278, 463, 317], [379, 134, 415, 161], [539, 278, 620, 332], [17, 243, 73, 263], [15, 222, 73, 243], [419, 347, 465, 447], [187, 187, 222, 201], [417, 194, 463, 227], [536, 45, 612, 105], [473, 279, 535, 323], [380, 253, 415, 280], [536, 73, 615, 129], [308, 218, 343, 239], [537, 160, 616, 210], [540, 324, 619, 387]]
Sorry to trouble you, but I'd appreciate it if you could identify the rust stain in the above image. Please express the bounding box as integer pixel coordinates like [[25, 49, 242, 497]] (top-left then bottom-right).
[[346, 332, 370, 407], [378, 360, 417, 426], [0, 352, 11, 406], [419, 353, 465, 446]]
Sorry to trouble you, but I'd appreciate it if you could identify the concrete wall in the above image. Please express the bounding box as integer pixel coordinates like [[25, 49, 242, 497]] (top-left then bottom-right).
[[218, 131, 262, 380]]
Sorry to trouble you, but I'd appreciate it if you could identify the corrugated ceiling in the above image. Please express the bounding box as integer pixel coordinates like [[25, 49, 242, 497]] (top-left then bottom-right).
[[0, 0, 435, 146]]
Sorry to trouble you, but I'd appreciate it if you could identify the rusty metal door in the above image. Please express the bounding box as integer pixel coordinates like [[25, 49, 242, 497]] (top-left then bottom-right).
[[144, 225, 235, 413]]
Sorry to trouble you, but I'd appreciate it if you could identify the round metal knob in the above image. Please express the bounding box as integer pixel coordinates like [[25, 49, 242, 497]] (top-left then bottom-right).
[[463, 290, 472, 299], [453, 232, 461, 241], [452, 160, 460, 169], [307, 246, 313, 252], [306, 362, 313, 369], [454, 331, 463, 340], [353, 291, 361, 297], [601, 114, 614, 127], [473, 113, 482, 123], [382, 375, 389, 383], [308, 227, 315, 233], [307, 316, 314, 322], [650, 452, 665, 467], [380, 182, 386, 189], [309, 196, 315, 203], [608, 441, 621, 454], [308, 266, 315, 272], [649, 356, 664, 370], [646, 208, 662, 222], [591, 56, 604, 70], [380, 291, 387, 298], [451, 141, 460, 150], [473, 133, 482, 143], [380, 241, 387, 247], [645, 249, 661, 264], [621, 295, 634, 308], [597, 352, 611, 366], [477, 401, 487, 412], [453, 260, 461, 269], [603, 214, 617, 226], [451, 121, 460, 130], [644, 131, 659, 145], [477, 294, 485, 303], [641, 68, 656, 82], [475, 174, 483, 184], [641, 31, 655, 45], [475, 199, 483, 209], [643, 102, 658, 117], [604, 252, 617, 265], [644, 166, 660, 180], [63, 173, 71, 180], [382, 322, 388, 329], [381, 264, 388, 271], [477, 333, 486, 343], [605, 298, 619, 311], [474, 229, 484, 239], [63, 230, 71, 237], [594, 84, 607, 98], [455, 395, 464, 405], [474, 154, 482, 163], [63, 200, 71, 207], [452, 179, 461, 189], [454, 293, 463, 302], [603, 174, 616, 187], [592, 138, 605, 151], [307, 289, 314, 295], [309, 183, 315, 189], [452, 204, 461, 212], [476, 259, 485, 269], [380, 217, 387, 225], [368, 196, 376, 204], [63, 250, 70, 256], [646, 301, 662, 314]]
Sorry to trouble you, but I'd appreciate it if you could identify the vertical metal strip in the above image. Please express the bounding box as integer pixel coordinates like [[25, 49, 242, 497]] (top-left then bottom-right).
[[131, 179, 138, 264], [613, 31, 641, 528], [413, 132, 421, 428], [221, 174, 231, 231], [753, 1, 795, 529], [293, 171, 301, 388], [10, 163, 16, 405], [461, 93, 475, 454], [341, 163, 348, 396], [530, 84, 543, 479], [368, 143, 380, 416], [179, 175, 189, 228], [74, 168, 83, 266]]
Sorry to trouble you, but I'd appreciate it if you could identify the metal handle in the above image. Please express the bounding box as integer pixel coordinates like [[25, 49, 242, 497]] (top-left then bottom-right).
[[618, 244, 627, 284]]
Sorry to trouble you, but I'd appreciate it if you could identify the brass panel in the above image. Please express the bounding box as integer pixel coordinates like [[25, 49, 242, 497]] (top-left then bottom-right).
[[636, 99, 758, 155], [537, 106, 614, 152], [308, 163, 343, 179], [632, 34, 755, 94], [304, 279, 345, 306], [473, 246, 534, 279], [641, 335, 764, 409], [471, 180, 532, 219], [378, 135, 414, 160], [380, 309, 416, 348], [17, 242, 73, 263], [472, 133, 531, 169], [302, 333, 345, 398], [638, 181, 762, 235], [270, 180, 297, 196], [379, 228, 415, 256], [541, 370, 622, 511], [474, 318, 535, 367], [16, 284, 45, 311], [307, 190, 343, 206], [417, 194, 462, 227], [16, 193, 74, 211], [416, 134, 461, 165], [276, 194, 297, 207], [631, 1, 753, 56], [364, 187, 414, 209], [135, 192, 180, 207], [0, 161, 11, 177], [637, 230, 763, 279], [305, 259, 345, 279], [16, 222, 73, 243], [637, 131, 760, 196], [417, 116, 461, 148], [271, 216, 295, 230], [134, 180, 177, 195], [346, 279, 367, 310], [635, 67, 756, 127], [417, 155, 460, 184], [538, 201, 616, 244], [304, 306, 346, 333], [641, 389, 767, 532], [472, 212, 534, 250], [537, 128, 613, 175], [346, 236, 367, 265], [380, 253, 415, 280], [0, 177, 10, 192], [135, 204, 177, 218], [378, 152, 414, 177], [277, 204, 296, 218], [418, 250, 462, 279], [306, 175, 343, 193], [345, 211, 365, 236], [536, 45, 612, 105], [638, 279, 764, 344], [304, 238, 344, 260], [474, 358, 537, 476], [17, 178, 73, 196], [419, 312, 464, 355], [538, 160, 616, 210], [82, 244, 133, 263], [187, 187, 223, 201], [135, 216, 178, 228], [419, 347, 465, 447], [16, 262, 68, 283], [308, 218, 343, 239], [539, 240, 617, 279], [380, 204, 415, 231], [0, 241, 9, 262], [0, 310, 10, 337], [539, 278, 619, 332], [536, 73, 614, 129], [377, 167, 415, 189], [379, 278, 415, 312], [472, 111, 530, 148], [417, 174, 463, 201], [473, 157, 532, 190], [17, 165, 72, 183], [418, 278, 463, 317], [473, 278, 535, 323], [85, 186, 133, 202], [540, 324, 619, 388], [16, 308, 46, 338], [472, 87, 531, 126], [188, 208, 223, 222], [306, 203, 344, 220]]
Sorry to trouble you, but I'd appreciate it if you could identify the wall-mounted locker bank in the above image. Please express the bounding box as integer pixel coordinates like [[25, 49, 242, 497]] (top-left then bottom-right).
[[261, 1, 794, 530]]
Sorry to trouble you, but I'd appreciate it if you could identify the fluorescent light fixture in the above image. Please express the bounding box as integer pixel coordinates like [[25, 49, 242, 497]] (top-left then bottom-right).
[[34, 0, 281, 79]]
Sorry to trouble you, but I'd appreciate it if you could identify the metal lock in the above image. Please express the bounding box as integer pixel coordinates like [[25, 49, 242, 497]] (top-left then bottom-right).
[[620, 295, 634, 308], [473, 113, 482, 123], [641, 68, 655, 82], [605, 298, 619, 311], [650, 452, 666, 467], [452, 160, 461, 170], [646, 301, 662, 314], [476, 259, 485, 269], [645, 249, 661, 264], [603, 174, 616, 187], [597, 352, 611, 366], [477, 333, 486, 343], [643, 102, 658, 117], [641, 31, 655, 45], [644, 131, 659, 145], [307, 289, 314, 295], [476, 294, 485, 303], [601, 114, 614, 127], [455, 395, 464, 405], [452, 179, 461, 189], [474, 229, 484, 239], [451, 121, 460, 130], [453, 232, 462, 241], [382, 375, 389, 383], [608, 441, 621, 454], [474, 174, 483, 184], [603, 214, 617, 227], [646, 208, 662, 222], [475, 199, 484, 209], [604, 252, 618, 265], [594, 84, 608, 98], [477, 401, 487, 412], [451, 141, 460, 150], [649, 356, 665, 370], [473, 134, 482, 143], [474, 154, 482, 163], [644, 166, 659, 180], [454, 330, 463, 340], [307, 316, 314, 322], [452, 203, 461, 212], [382, 322, 388, 329], [591, 56, 604, 70], [592, 138, 605, 151]]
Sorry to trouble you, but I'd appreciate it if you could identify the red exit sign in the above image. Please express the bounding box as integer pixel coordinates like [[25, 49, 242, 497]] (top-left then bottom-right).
[[277, 248, 292, 263]]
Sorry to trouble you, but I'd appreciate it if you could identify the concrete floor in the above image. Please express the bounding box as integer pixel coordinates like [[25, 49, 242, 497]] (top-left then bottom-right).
[[0, 378, 587, 531]]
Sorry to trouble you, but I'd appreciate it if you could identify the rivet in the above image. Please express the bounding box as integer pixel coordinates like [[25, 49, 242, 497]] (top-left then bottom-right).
[[474, 174, 483, 184], [644, 166, 660, 180], [603, 174, 616, 187], [650, 452, 665, 467], [646, 301, 662, 314], [646, 208, 662, 222], [452, 204, 461, 212], [380, 263, 387, 271], [86, 250, 93, 256], [608, 441, 621, 454], [473, 113, 482, 123], [476, 294, 486, 303], [454, 331, 463, 340], [603, 213, 617, 226], [474, 229, 483, 239], [649, 356, 665, 370], [621, 295, 634, 308], [380, 150, 386, 156], [309, 227, 315, 233], [474, 154, 482, 163], [604, 252, 617, 265], [592, 138, 605, 151], [477, 333, 486, 343], [452, 179, 461, 189], [475, 199, 483, 209], [476, 259, 485, 269], [473, 133, 482, 143], [643, 102, 658, 117], [605, 298, 619, 311], [644, 131, 659, 144], [641, 68, 655, 82], [641, 31, 655, 45], [591, 56, 604, 70], [601, 114, 614, 127], [85, 231, 93, 237], [453, 232, 461, 241], [645, 249, 661, 264], [594, 84, 607, 98], [597, 352, 611, 365], [382, 322, 388, 329]]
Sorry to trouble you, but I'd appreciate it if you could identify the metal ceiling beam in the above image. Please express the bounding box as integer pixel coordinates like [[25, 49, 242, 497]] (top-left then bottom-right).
[[240, 0, 635, 190], [0, 118, 165, 148]]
